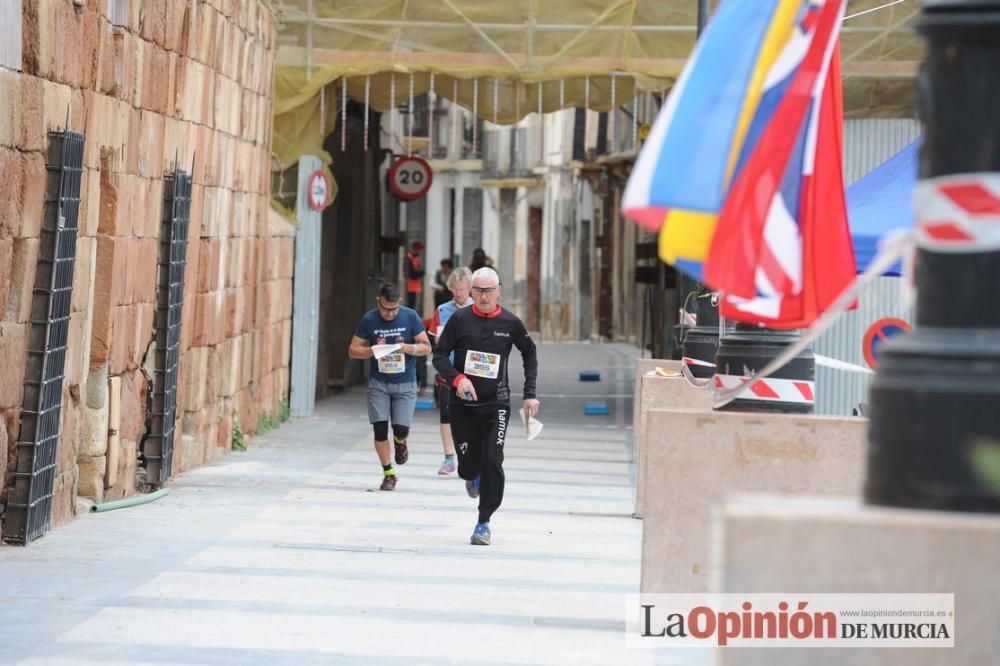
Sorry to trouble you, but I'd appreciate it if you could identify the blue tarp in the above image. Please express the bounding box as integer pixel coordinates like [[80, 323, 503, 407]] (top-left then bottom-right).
[[846, 139, 919, 275]]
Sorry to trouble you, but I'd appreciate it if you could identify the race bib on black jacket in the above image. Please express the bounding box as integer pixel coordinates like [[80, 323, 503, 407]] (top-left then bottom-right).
[[432, 306, 537, 403]]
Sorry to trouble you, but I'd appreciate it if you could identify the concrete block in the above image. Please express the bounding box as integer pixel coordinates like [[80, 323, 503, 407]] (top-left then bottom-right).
[[280, 318, 291, 370], [145, 178, 165, 239], [65, 311, 87, 389], [80, 9, 103, 90], [0, 321, 28, 409], [717, 497, 1000, 666], [111, 30, 132, 102], [79, 166, 101, 237], [144, 45, 170, 115], [118, 370, 147, 443], [220, 334, 243, 397], [182, 346, 208, 412], [0, 149, 21, 236], [22, 0, 56, 79], [133, 302, 155, 369], [19, 150, 47, 239], [51, 468, 79, 527], [166, 51, 178, 121], [125, 105, 142, 174], [97, 169, 129, 238], [0, 73, 16, 145], [164, 0, 182, 52], [72, 236, 96, 314], [77, 455, 107, 502], [9, 238, 39, 324], [223, 287, 243, 338], [239, 328, 254, 384], [20, 75, 45, 153], [196, 238, 218, 292], [79, 395, 110, 459], [269, 278, 286, 324], [89, 235, 123, 367], [133, 238, 159, 304], [109, 305, 131, 376], [105, 373, 121, 486], [140, 0, 167, 47], [640, 409, 867, 594], [52, 0, 82, 87], [279, 237, 294, 279], [41, 78, 72, 136], [632, 357, 674, 460], [260, 320, 274, 375], [0, 237, 12, 316], [634, 365, 715, 518], [57, 386, 81, 475], [106, 437, 138, 500], [119, 236, 137, 306], [130, 34, 145, 108]]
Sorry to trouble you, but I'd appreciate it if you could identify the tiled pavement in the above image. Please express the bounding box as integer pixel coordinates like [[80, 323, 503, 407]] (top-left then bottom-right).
[[0, 342, 705, 665]]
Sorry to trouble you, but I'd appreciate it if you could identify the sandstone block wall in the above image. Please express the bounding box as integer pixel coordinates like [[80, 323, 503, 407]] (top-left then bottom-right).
[[0, 0, 287, 538]]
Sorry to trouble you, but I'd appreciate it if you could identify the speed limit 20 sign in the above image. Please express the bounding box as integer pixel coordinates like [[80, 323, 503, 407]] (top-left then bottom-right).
[[388, 156, 433, 201]]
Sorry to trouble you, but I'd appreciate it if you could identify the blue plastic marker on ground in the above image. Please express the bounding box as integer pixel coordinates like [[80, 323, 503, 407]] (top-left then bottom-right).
[[584, 402, 609, 416], [415, 397, 435, 410], [579, 370, 601, 382]]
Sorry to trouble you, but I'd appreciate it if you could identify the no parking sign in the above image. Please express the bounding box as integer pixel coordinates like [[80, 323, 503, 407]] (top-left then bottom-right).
[[862, 317, 912, 370]]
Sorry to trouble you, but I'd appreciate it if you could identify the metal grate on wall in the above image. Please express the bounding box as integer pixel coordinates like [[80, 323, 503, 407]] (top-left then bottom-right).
[[3, 130, 85, 545], [142, 169, 191, 485]]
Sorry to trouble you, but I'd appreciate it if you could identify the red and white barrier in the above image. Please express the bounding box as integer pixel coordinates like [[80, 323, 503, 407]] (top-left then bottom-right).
[[713, 374, 815, 405], [916, 174, 1000, 252]]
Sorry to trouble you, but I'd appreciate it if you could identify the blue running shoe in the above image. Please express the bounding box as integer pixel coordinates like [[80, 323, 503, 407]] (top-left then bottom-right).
[[465, 475, 480, 498], [470, 522, 491, 546]]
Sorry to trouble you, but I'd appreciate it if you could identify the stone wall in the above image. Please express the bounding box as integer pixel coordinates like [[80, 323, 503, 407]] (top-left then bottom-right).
[[0, 0, 286, 539]]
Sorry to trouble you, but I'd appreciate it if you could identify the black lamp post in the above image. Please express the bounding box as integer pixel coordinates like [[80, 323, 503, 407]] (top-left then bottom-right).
[[865, 0, 1000, 512]]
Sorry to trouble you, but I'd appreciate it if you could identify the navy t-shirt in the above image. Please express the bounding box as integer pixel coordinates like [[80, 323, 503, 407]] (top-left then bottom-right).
[[354, 307, 425, 383]]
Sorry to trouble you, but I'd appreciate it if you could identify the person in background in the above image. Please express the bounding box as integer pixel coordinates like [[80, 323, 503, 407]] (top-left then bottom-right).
[[405, 242, 428, 394], [347, 283, 431, 491], [468, 247, 493, 272], [404, 241, 425, 312], [427, 267, 474, 475], [432, 258, 454, 308]]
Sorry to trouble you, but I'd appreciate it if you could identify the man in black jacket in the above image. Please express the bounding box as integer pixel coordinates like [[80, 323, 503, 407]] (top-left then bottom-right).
[[432, 267, 540, 546]]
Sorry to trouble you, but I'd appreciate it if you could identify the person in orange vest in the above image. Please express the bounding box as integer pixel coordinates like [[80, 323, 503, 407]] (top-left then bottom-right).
[[404, 241, 425, 313]]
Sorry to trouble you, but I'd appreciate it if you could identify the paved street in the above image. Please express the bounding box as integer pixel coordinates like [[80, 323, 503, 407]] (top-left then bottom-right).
[[0, 342, 692, 665]]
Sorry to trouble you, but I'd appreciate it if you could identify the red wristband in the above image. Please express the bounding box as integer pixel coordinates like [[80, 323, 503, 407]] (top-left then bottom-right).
[[452, 374, 467, 388]]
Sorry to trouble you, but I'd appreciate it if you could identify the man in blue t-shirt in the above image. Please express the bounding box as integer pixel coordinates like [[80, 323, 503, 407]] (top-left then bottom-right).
[[348, 283, 432, 490]]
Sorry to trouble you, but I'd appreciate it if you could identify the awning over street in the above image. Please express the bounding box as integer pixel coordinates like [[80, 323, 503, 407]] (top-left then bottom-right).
[[272, 1, 922, 167]]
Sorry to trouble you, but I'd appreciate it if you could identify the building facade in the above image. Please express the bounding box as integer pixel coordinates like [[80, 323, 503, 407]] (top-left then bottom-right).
[[0, 0, 286, 543]]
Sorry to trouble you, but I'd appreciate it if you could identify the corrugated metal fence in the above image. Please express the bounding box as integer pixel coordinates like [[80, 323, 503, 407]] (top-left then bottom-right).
[[813, 118, 921, 415]]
